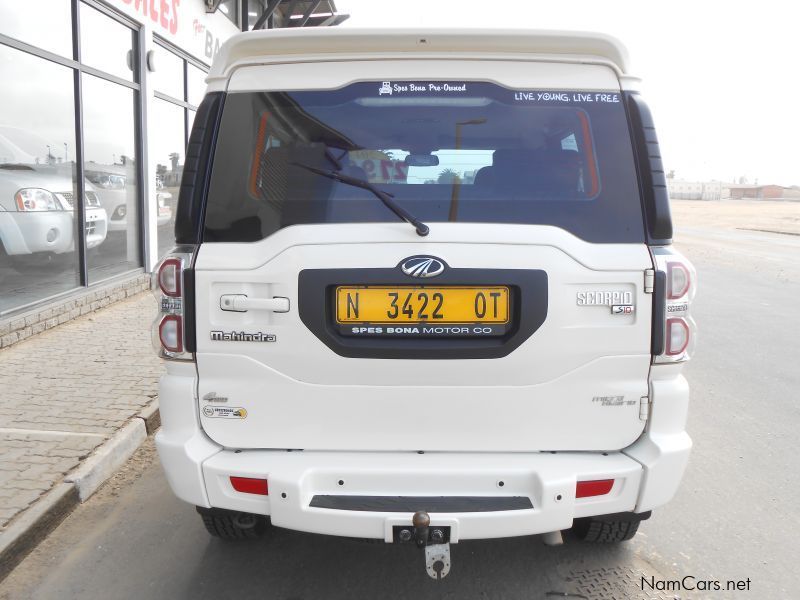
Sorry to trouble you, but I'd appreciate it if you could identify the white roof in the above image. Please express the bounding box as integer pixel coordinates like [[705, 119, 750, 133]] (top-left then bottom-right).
[[208, 28, 632, 83]]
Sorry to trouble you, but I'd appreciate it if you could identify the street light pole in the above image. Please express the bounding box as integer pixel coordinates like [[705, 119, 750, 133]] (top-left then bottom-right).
[[448, 118, 487, 221]]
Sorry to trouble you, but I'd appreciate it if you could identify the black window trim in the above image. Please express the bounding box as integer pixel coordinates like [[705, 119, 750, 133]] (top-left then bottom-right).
[[623, 91, 673, 245], [175, 92, 227, 245]]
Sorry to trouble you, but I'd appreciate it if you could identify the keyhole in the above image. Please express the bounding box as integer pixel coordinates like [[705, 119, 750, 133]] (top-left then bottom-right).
[[433, 560, 444, 579]]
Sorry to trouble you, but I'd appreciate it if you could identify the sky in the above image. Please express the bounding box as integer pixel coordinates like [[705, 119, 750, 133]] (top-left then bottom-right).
[[336, 0, 800, 187]]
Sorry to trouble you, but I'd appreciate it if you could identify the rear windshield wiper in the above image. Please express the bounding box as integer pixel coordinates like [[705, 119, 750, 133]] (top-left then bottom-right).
[[291, 162, 429, 237]]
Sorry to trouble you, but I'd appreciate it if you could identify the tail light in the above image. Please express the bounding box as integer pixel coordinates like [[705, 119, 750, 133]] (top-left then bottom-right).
[[158, 257, 182, 297], [158, 315, 183, 353], [652, 248, 697, 363], [230, 477, 269, 496], [665, 317, 689, 356], [666, 262, 691, 299], [576, 479, 615, 498], [151, 247, 195, 361]]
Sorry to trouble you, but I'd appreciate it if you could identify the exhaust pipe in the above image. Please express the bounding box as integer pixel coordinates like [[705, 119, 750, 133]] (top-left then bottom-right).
[[541, 530, 564, 546]]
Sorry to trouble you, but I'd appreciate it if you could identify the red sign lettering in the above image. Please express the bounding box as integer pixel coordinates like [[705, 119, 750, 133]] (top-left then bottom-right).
[[118, 0, 179, 35], [171, 0, 180, 35]]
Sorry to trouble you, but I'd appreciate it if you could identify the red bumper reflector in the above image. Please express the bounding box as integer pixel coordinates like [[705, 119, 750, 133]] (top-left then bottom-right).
[[576, 479, 614, 498], [230, 476, 269, 496]]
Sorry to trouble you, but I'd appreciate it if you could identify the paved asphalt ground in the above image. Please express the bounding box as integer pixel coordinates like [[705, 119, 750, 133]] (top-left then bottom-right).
[[2, 218, 798, 599]]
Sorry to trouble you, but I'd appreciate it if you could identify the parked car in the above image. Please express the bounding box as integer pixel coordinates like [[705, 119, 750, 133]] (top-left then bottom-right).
[[151, 29, 696, 580], [0, 164, 107, 270], [86, 169, 172, 232]]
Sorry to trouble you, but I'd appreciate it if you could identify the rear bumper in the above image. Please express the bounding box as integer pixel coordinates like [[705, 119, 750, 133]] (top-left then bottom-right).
[[200, 449, 646, 541], [155, 364, 691, 540]]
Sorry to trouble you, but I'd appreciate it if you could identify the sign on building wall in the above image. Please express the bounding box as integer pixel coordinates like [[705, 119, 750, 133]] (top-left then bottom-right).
[[111, 0, 240, 62]]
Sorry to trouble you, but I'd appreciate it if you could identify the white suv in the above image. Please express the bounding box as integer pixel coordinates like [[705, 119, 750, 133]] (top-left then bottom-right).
[[152, 28, 696, 579]]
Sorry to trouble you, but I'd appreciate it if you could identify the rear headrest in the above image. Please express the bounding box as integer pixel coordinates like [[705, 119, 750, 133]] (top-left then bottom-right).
[[540, 148, 581, 177], [538, 148, 582, 195], [491, 148, 540, 169]]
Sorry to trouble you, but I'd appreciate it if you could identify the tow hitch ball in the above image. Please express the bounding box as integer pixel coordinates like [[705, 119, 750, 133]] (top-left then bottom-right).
[[412, 511, 451, 580]]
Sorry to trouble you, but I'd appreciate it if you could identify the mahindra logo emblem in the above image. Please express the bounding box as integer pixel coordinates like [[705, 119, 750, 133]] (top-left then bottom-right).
[[400, 256, 445, 278]]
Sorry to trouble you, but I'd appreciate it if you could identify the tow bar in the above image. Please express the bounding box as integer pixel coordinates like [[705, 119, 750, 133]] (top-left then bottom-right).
[[405, 511, 451, 580]]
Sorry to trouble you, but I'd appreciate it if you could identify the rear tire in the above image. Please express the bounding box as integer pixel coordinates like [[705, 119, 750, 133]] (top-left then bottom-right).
[[569, 512, 649, 543], [197, 507, 270, 540]]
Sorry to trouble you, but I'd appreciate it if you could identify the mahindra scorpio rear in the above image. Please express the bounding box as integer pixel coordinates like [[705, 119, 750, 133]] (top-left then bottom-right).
[[151, 28, 696, 579]]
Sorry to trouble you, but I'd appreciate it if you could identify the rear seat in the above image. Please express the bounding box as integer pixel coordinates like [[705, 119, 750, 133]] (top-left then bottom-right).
[[476, 148, 582, 197], [538, 148, 582, 196]]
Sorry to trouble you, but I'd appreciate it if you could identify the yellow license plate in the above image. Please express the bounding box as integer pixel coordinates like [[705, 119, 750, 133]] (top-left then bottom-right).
[[336, 286, 510, 324]]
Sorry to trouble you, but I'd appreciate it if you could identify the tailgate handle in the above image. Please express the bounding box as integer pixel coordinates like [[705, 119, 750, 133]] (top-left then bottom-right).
[[220, 294, 290, 313]]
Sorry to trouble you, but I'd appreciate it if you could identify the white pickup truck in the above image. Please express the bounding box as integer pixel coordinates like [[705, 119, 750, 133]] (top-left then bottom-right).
[[151, 28, 696, 580]]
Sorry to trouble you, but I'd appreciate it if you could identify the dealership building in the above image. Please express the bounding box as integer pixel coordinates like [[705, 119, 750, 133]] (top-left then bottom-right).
[[0, 1, 345, 345]]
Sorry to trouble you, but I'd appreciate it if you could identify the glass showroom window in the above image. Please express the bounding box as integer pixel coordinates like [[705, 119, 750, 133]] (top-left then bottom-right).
[[79, 2, 136, 82], [151, 98, 184, 259], [80, 3, 141, 283], [82, 73, 140, 281], [0, 2, 73, 58], [0, 1, 143, 316], [0, 44, 80, 315], [151, 42, 208, 258]]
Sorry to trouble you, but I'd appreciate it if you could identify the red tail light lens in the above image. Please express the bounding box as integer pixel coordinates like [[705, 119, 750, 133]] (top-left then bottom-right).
[[158, 315, 183, 353], [665, 317, 690, 356], [158, 258, 182, 297], [666, 262, 690, 299], [576, 479, 614, 498], [230, 477, 269, 496]]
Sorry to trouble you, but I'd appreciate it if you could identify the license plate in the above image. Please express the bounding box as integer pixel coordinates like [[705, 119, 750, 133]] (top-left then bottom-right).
[[335, 286, 510, 337]]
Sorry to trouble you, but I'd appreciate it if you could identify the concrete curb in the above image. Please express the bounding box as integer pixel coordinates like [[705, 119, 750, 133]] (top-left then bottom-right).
[[65, 419, 148, 502], [138, 400, 161, 435], [0, 483, 79, 582], [0, 404, 160, 582]]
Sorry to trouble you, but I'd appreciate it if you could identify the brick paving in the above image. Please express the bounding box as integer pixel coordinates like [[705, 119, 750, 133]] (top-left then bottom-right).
[[0, 292, 163, 531]]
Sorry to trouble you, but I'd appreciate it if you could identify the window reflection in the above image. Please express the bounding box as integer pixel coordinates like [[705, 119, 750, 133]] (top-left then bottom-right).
[[0, 2, 73, 58], [152, 99, 184, 258], [151, 43, 184, 100], [187, 64, 207, 106], [218, 0, 239, 26], [81, 73, 140, 281], [0, 44, 82, 315], [79, 2, 136, 81], [247, 1, 268, 30], [149, 44, 207, 259]]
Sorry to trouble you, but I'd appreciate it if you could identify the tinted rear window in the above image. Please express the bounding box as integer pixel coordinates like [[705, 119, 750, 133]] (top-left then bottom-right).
[[204, 81, 643, 243]]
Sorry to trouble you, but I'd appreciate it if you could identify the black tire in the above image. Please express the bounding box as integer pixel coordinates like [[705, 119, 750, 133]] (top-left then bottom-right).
[[197, 508, 270, 540], [569, 516, 642, 543]]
